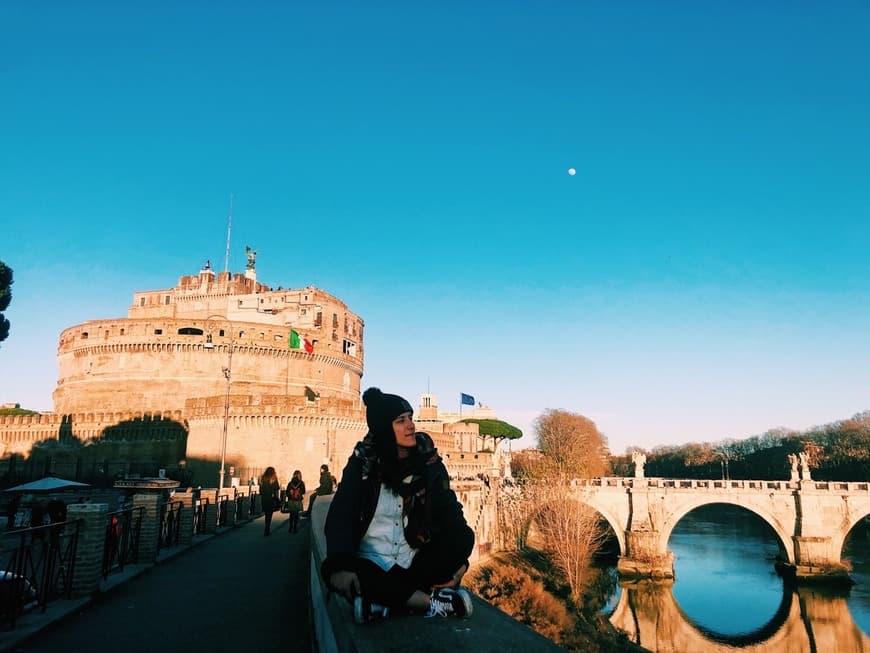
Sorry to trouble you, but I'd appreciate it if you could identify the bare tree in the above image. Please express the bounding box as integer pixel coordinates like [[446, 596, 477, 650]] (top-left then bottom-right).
[[495, 479, 534, 550], [529, 483, 608, 602]]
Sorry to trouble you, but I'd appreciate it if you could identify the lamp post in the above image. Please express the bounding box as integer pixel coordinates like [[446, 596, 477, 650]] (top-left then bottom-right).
[[203, 315, 234, 493]]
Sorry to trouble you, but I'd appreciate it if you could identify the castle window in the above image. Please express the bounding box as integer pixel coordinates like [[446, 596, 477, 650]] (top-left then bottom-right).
[[342, 339, 357, 357], [332, 313, 338, 328], [164, 295, 170, 305], [120, 328, 125, 336], [178, 327, 204, 336], [315, 311, 322, 327], [139, 297, 146, 307], [154, 329, 163, 335], [81, 332, 89, 340]]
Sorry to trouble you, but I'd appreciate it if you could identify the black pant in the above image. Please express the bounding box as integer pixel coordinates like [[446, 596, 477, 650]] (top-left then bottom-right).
[[351, 529, 473, 608], [263, 509, 274, 535], [288, 510, 300, 532], [307, 491, 331, 515]]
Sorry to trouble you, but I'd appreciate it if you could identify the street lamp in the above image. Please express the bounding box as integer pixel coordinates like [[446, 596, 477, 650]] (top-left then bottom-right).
[[203, 314, 234, 493]]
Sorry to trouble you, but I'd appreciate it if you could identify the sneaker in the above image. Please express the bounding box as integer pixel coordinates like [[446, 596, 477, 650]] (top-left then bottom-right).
[[425, 587, 473, 618], [353, 595, 390, 624]]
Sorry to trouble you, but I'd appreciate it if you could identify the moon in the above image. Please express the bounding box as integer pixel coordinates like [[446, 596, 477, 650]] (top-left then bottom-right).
[[568, 168, 576, 176]]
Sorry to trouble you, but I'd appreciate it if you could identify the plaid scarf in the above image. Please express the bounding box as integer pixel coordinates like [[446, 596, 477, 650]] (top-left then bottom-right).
[[355, 435, 440, 547]]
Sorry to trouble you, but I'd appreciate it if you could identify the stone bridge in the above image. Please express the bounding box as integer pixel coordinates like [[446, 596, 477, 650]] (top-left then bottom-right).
[[570, 477, 870, 581], [609, 580, 870, 652]]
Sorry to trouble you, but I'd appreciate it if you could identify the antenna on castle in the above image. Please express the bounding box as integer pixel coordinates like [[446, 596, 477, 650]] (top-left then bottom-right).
[[223, 193, 233, 273]]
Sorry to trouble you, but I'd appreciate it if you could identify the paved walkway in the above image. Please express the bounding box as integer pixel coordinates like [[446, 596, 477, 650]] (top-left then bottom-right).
[[6, 513, 311, 653]]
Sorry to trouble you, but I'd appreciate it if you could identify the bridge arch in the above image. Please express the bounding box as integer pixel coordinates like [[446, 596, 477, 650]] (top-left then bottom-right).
[[661, 497, 794, 565], [578, 494, 626, 556], [834, 511, 870, 560], [521, 494, 625, 557]]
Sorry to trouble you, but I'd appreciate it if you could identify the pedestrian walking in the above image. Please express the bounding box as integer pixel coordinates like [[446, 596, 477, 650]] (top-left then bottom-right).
[[259, 467, 280, 536], [285, 470, 306, 534]]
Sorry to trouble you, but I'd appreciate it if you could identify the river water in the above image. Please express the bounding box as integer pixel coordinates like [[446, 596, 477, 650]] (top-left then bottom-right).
[[602, 504, 870, 652]]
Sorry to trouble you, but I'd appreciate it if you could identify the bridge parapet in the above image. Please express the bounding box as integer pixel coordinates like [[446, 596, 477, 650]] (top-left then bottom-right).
[[573, 477, 869, 494], [568, 477, 870, 584]]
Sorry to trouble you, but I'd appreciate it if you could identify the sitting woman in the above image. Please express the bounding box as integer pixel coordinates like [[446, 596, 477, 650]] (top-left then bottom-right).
[[321, 387, 475, 623]]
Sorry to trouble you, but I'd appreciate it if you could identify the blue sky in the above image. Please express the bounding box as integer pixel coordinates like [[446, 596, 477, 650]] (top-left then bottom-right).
[[1, 1, 869, 454]]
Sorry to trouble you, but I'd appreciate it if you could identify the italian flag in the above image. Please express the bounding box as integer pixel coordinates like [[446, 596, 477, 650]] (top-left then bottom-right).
[[289, 330, 314, 354]]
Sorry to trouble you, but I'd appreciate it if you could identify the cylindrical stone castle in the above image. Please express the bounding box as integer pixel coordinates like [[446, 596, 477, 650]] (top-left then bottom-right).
[[49, 263, 368, 484]]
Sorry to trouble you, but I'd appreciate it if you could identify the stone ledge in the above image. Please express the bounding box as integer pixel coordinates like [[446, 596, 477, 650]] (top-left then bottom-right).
[[309, 496, 561, 653]]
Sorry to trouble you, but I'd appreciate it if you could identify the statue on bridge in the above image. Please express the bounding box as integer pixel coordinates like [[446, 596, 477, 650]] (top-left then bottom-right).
[[788, 453, 799, 481], [632, 451, 646, 479], [798, 451, 812, 481]]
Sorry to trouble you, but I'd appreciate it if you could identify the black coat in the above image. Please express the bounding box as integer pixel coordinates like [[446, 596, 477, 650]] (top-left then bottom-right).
[[260, 479, 280, 513], [321, 432, 473, 580]]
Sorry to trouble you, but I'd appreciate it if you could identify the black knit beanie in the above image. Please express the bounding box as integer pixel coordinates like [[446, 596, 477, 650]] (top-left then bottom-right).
[[362, 387, 414, 488], [362, 387, 413, 438]]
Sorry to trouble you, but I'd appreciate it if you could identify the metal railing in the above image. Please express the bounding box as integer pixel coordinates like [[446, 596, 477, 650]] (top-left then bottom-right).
[[157, 500, 182, 552], [0, 520, 81, 628], [102, 507, 143, 579], [193, 499, 208, 535], [234, 495, 244, 523], [216, 496, 228, 527]]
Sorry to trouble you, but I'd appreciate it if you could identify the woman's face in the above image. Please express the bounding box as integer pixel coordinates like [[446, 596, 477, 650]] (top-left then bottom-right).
[[392, 411, 416, 448]]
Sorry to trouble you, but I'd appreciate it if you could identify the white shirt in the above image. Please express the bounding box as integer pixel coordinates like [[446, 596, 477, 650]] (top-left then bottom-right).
[[358, 483, 417, 571]]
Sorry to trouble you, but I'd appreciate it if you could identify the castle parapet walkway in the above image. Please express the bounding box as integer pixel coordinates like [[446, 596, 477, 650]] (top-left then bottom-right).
[[569, 477, 870, 582]]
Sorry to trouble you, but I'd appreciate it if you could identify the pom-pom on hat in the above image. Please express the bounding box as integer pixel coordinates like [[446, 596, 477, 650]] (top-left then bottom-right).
[[362, 387, 413, 438]]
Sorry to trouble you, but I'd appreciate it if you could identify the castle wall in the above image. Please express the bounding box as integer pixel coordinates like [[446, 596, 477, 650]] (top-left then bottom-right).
[[53, 274, 365, 416], [184, 393, 366, 485]]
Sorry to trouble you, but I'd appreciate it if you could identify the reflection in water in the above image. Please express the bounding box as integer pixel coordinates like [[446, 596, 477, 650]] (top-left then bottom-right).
[[670, 504, 784, 634], [844, 518, 870, 635], [610, 581, 870, 653], [602, 504, 870, 651]]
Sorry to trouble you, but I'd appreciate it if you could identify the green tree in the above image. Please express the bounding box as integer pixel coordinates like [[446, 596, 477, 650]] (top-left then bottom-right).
[[460, 418, 522, 451], [0, 260, 12, 344]]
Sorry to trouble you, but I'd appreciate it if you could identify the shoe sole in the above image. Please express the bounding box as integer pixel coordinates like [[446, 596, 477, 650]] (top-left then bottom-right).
[[353, 596, 364, 624], [353, 596, 389, 624], [455, 589, 474, 618]]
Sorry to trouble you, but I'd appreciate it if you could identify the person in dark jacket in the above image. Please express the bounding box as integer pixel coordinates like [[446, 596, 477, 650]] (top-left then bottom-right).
[[321, 387, 475, 623], [305, 464, 336, 517], [259, 467, 280, 536]]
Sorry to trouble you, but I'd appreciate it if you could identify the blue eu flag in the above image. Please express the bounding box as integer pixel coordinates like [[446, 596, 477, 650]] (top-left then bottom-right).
[[460, 393, 475, 406]]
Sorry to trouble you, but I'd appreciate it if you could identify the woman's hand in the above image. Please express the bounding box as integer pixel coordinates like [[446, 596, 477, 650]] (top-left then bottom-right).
[[431, 562, 469, 590], [329, 571, 361, 601]]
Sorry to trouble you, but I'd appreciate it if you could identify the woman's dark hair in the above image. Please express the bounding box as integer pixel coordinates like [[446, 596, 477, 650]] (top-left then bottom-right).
[[260, 466, 276, 484]]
